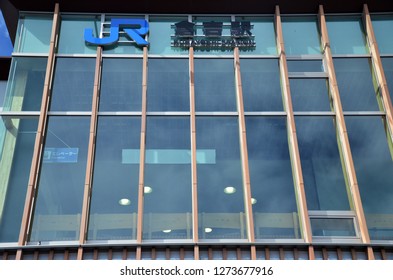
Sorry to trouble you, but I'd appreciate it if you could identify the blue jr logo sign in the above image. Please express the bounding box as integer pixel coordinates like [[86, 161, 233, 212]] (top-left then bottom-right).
[[84, 19, 149, 46]]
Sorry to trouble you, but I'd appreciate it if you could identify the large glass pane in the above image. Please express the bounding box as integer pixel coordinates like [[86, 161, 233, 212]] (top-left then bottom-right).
[[296, 117, 349, 210], [241, 59, 283, 111], [371, 16, 393, 54], [49, 58, 96, 111], [143, 117, 191, 240], [246, 117, 300, 239], [88, 117, 140, 240], [15, 15, 52, 53], [287, 60, 324, 72], [149, 16, 189, 55], [326, 17, 368, 55], [0, 81, 7, 111], [346, 116, 393, 240], [30, 117, 90, 242], [2, 57, 47, 112], [282, 17, 321, 55], [290, 79, 331, 111], [0, 118, 38, 242], [239, 17, 276, 55], [58, 16, 100, 54], [194, 59, 236, 111], [147, 59, 189, 112], [334, 58, 379, 111], [381, 57, 393, 102], [197, 117, 245, 239], [99, 58, 142, 112]]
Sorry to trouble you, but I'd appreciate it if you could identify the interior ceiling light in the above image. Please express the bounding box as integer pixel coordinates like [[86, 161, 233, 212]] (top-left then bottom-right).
[[204, 227, 213, 233], [162, 229, 172, 233], [118, 198, 131, 206], [144, 186, 153, 194], [224, 186, 236, 194], [251, 198, 257, 205]]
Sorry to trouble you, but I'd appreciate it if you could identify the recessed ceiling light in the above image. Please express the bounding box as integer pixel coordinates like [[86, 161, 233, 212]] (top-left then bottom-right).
[[144, 186, 153, 194], [204, 227, 213, 233], [224, 186, 236, 194], [162, 229, 172, 233], [251, 198, 257, 205], [118, 198, 131, 206]]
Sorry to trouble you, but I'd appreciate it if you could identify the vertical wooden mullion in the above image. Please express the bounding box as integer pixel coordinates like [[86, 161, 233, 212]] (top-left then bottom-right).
[[233, 47, 256, 260], [363, 4, 393, 144], [77, 46, 102, 260], [275, 6, 313, 253], [16, 3, 60, 260], [318, 6, 372, 253], [136, 46, 148, 260], [189, 47, 200, 260]]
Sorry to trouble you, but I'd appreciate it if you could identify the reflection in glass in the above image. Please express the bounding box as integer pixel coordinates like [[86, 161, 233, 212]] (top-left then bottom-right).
[[0, 118, 38, 242], [296, 117, 349, 210], [143, 117, 191, 240], [334, 58, 379, 111], [15, 15, 52, 53], [148, 17, 189, 55], [326, 17, 368, 55], [3, 57, 47, 111], [30, 117, 90, 242], [49, 58, 96, 111], [282, 17, 321, 55], [147, 59, 189, 111], [238, 17, 276, 55], [99, 59, 142, 111], [310, 218, 356, 237], [197, 117, 245, 239], [371, 16, 393, 54], [381, 58, 393, 102], [194, 59, 236, 111], [58, 16, 100, 54], [346, 116, 393, 240], [88, 117, 140, 240], [290, 79, 331, 111], [241, 59, 283, 111], [246, 117, 300, 239]]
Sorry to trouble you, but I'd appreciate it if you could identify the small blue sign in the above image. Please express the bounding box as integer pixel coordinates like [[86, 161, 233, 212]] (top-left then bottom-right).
[[85, 18, 149, 46], [43, 148, 79, 163]]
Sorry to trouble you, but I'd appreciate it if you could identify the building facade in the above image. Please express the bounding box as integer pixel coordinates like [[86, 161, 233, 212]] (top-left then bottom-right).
[[1, 0, 393, 260]]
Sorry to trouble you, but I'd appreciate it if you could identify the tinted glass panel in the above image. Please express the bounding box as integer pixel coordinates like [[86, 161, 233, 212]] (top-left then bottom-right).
[[346, 116, 393, 240], [282, 17, 321, 55], [310, 218, 356, 237], [15, 15, 52, 53], [0, 118, 38, 242], [147, 59, 189, 111], [287, 60, 324, 72], [99, 58, 142, 111], [326, 17, 368, 55], [88, 117, 140, 240], [0, 81, 6, 110], [149, 17, 189, 55], [290, 79, 331, 111], [30, 117, 90, 242], [296, 117, 349, 210], [371, 16, 393, 54], [58, 17, 100, 54], [50, 58, 96, 111], [143, 117, 191, 240], [194, 59, 236, 111], [239, 17, 276, 55], [241, 59, 283, 111], [381, 57, 393, 102], [197, 117, 245, 239], [3, 57, 46, 111], [246, 117, 300, 239], [334, 58, 379, 111]]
